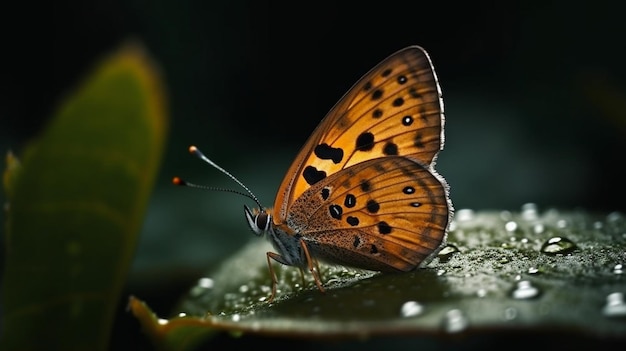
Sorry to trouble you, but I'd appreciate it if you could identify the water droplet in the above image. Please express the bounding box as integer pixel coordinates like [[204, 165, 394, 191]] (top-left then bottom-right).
[[177, 312, 187, 318], [198, 277, 214, 289], [443, 309, 468, 333], [231, 313, 241, 322], [438, 244, 459, 262], [456, 209, 475, 222], [189, 277, 215, 297], [505, 221, 518, 232], [521, 203, 539, 220], [607, 211, 624, 223], [157, 318, 168, 325], [511, 280, 540, 299], [400, 301, 424, 317], [503, 307, 518, 320], [528, 267, 540, 274], [533, 223, 545, 234], [613, 264, 623, 275], [602, 292, 626, 318], [499, 210, 512, 221], [540, 236, 576, 255]]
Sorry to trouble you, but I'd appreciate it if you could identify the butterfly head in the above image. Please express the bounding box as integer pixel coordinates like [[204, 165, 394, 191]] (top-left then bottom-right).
[[244, 205, 272, 236]]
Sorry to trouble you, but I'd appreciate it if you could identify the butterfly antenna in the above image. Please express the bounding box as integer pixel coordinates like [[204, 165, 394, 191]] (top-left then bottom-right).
[[172, 145, 264, 209]]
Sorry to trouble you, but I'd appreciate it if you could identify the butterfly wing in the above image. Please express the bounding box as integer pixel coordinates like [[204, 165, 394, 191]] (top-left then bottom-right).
[[282, 156, 450, 271], [272, 46, 445, 222]]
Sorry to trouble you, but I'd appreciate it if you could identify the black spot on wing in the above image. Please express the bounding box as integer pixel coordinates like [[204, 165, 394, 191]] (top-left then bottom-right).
[[353, 235, 361, 248], [366, 199, 380, 213], [414, 133, 424, 148], [321, 187, 330, 200], [329, 204, 343, 220], [383, 142, 398, 155], [402, 115, 413, 126], [370, 244, 379, 254], [314, 143, 344, 164], [346, 216, 359, 226], [344, 193, 356, 208], [355, 132, 375, 152], [378, 221, 392, 234], [303, 166, 326, 185], [371, 89, 383, 100]]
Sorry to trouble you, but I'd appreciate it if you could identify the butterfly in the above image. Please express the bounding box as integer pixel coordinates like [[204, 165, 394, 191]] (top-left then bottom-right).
[[174, 45, 452, 303]]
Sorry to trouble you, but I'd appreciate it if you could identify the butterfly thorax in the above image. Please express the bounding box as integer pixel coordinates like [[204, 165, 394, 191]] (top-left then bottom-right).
[[244, 205, 305, 267]]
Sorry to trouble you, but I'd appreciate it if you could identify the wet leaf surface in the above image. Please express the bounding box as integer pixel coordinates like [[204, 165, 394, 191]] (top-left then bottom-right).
[[131, 205, 626, 350]]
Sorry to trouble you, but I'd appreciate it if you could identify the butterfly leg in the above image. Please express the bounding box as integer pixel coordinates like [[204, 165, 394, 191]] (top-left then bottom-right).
[[299, 239, 325, 293], [297, 267, 306, 288], [266, 252, 284, 303]]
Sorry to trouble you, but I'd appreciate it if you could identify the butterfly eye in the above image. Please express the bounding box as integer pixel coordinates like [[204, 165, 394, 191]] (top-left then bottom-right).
[[244, 205, 270, 236], [256, 212, 270, 232]]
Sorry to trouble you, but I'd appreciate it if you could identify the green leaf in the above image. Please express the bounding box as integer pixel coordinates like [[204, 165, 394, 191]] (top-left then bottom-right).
[[131, 206, 626, 350], [2, 41, 168, 350]]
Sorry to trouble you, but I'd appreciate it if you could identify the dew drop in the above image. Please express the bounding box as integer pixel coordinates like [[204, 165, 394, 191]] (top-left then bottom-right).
[[540, 236, 576, 255], [528, 267, 540, 274], [177, 312, 187, 318], [198, 277, 214, 289], [511, 280, 540, 299], [521, 203, 539, 220], [438, 244, 459, 262], [400, 301, 424, 317], [613, 264, 623, 275], [499, 210, 512, 221], [602, 292, 626, 318], [231, 313, 241, 322], [607, 211, 624, 223], [503, 307, 518, 320], [505, 221, 518, 232], [443, 309, 469, 333], [190, 277, 215, 297], [157, 318, 169, 325], [456, 209, 475, 222], [533, 223, 545, 234]]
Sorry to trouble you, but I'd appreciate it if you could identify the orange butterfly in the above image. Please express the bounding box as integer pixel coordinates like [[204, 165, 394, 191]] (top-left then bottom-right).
[[174, 45, 452, 302]]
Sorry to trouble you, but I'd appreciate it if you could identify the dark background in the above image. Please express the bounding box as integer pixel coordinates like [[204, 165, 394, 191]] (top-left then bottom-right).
[[2, 1, 626, 350]]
